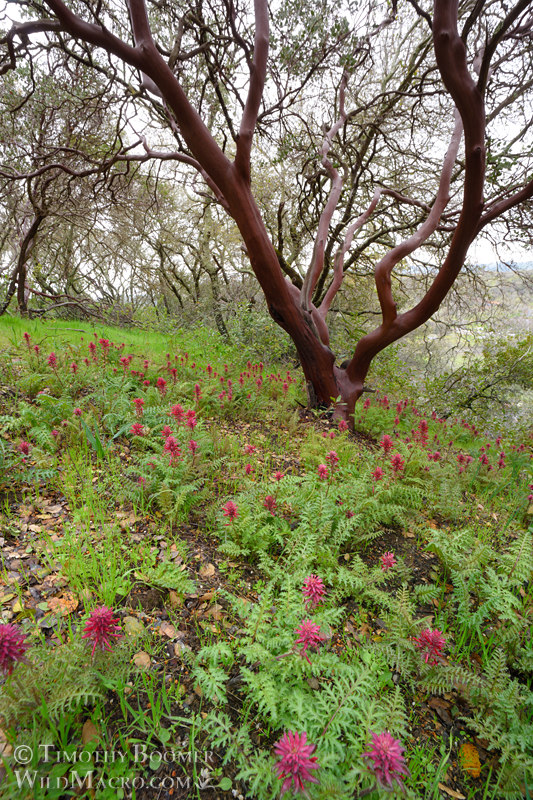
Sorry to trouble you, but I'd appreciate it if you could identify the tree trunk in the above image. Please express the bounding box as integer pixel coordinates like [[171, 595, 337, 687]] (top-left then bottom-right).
[[15, 213, 44, 316]]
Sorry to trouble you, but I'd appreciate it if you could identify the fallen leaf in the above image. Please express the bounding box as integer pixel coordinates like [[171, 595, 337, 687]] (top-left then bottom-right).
[[0, 728, 13, 757], [160, 622, 178, 639], [133, 651, 151, 670], [459, 742, 481, 779], [199, 563, 215, 578], [206, 603, 224, 621], [81, 721, 100, 745], [0, 593, 16, 605], [47, 593, 79, 616], [123, 616, 145, 636], [438, 784, 466, 799], [168, 590, 182, 608], [428, 697, 450, 710]]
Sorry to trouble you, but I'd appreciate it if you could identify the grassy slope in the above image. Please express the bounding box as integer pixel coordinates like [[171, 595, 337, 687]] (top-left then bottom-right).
[[0, 315, 532, 800]]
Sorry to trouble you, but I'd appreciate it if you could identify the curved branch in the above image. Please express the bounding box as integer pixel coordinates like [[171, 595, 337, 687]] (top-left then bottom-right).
[[374, 108, 462, 325], [234, 0, 269, 181], [343, 0, 486, 391], [300, 71, 349, 313], [477, 176, 533, 233], [318, 188, 382, 320]]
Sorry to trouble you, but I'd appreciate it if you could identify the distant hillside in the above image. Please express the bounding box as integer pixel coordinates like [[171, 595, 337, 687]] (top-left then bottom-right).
[[478, 260, 533, 271]]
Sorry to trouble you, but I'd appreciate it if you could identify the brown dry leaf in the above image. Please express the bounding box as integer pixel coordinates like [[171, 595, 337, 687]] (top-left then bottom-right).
[[199, 590, 216, 603], [47, 593, 79, 617], [402, 530, 416, 539], [459, 742, 481, 779], [0, 593, 16, 605], [344, 620, 357, 635], [81, 720, 100, 745], [28, 524, 44, 533], [133, 651, 151, 670], [206, 603, 224, 621], [437, 784, 466, 799], [428, 697, 450, 710], [0, 728, 13, 757], [199, 563, 216, 578], [160, 622, 178, 639], [168, 590, 182, 608]]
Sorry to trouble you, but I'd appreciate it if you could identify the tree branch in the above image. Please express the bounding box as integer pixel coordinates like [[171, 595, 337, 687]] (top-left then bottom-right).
[[318, 189, 383, 321], [300, 71, 349, 313], [234, 0, 269, 181]]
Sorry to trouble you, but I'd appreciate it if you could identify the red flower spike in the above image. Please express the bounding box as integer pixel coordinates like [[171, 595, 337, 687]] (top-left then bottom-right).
[[222, 501, 238, 521], [294, 619, 324, 663], [274, 730, 319, 795], [363, 731, 410, 790], [302, 575, 326, 609], [412, 628, 446, 665], [0, 624, 30, 675], [82, 607, 122, 657]]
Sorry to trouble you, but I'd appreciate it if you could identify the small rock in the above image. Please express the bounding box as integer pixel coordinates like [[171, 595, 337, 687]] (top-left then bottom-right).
[[174, 641, 192, 657], [123, 616, 145, 636]]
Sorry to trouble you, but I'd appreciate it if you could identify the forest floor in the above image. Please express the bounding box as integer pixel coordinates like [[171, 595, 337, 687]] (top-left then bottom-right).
[[0, 317, 532, 800]]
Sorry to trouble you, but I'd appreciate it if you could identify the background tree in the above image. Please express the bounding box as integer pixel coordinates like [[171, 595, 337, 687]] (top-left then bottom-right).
[[1, 0, 532, 423]]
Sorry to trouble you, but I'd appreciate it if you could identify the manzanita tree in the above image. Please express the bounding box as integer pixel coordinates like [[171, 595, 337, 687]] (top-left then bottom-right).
[[1, 0, 532, 423]]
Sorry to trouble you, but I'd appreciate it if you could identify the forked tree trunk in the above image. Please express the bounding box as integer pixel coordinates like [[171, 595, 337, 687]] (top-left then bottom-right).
[[7, 0, 533, 426]]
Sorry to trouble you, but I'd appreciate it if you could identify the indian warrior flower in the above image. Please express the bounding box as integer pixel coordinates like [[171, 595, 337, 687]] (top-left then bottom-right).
[[412, 628, 446, 665], [273, 730, 319, 795], [222, 500, 238, 521], [263, 495, 277, 514], [380, 552, 397, 571], [82, 606, 123, 657], [0, 623, 30, 675], [302, 575, 326, 609], [294, 620, 324, 663], [363, 731, 410, 790]]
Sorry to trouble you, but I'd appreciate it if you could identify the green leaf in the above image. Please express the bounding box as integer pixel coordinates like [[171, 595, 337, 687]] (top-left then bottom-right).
[[80, 419, 106, 460]]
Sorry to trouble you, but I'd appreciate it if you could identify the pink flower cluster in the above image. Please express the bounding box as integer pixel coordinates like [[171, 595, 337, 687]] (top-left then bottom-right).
[[302, 575, 326, 609], [274, 731, 319, 795], [413, 628, 446, 665], [0, 623, 30, 675], [363, 731, 410, 790], [82, 606, 122, 657], [380, 552, 397, 571], [223, 500, 238, 521], [294, 620, 324, 664]]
